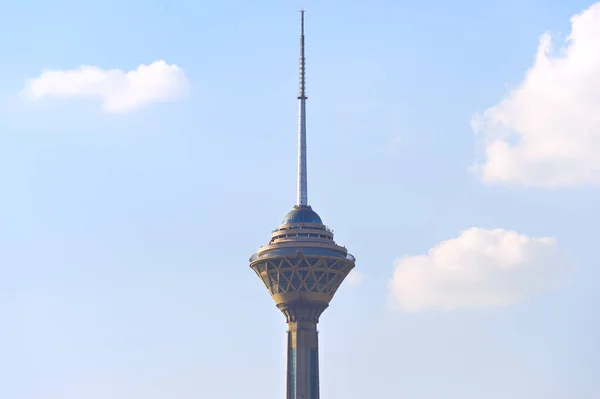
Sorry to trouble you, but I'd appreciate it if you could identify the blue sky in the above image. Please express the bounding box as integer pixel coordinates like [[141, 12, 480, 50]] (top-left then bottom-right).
[[1, 0, 599, 398]]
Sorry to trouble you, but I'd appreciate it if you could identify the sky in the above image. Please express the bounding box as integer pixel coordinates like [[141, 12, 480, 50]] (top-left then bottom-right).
[[1, 0, 599, 398]]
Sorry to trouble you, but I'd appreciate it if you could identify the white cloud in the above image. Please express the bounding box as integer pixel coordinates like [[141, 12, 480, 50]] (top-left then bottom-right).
[[472, 3, 600, 187], [345, 270, 363, 287], [23, 60, 189, 113], [389, 227, 568, 312]]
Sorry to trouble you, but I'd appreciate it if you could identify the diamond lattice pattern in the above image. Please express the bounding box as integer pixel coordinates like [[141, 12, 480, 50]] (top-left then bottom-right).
[[251, 255, 354, 296]]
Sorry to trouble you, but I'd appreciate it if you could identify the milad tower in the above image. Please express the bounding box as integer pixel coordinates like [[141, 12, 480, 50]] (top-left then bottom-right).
[[249, 10, 356, 399]]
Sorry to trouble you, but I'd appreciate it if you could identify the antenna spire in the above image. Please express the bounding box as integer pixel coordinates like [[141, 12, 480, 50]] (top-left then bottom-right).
[[297, 9, 308, 207]]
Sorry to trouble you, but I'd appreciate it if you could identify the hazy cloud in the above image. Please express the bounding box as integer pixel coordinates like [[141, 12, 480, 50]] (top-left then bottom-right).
[[23, 60, 189, 113], [346, 270, 363, 286], [472, 3, 600, 187], [389, 227, 568, 312]]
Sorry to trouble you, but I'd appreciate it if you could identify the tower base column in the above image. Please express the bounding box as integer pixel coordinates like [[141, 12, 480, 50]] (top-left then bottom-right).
[[287, 320, 319, 399]]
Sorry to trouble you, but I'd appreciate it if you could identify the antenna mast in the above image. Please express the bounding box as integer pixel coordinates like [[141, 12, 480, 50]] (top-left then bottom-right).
[[297, 9, 308, 207]]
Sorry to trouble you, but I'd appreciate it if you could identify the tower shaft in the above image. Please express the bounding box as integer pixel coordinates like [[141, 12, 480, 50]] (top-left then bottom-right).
[[297, 9, 308, 207], [287, 320, 320, 399]]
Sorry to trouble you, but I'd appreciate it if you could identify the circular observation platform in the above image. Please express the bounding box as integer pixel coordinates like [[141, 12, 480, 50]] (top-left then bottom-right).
[[249, 203, 356, 313]]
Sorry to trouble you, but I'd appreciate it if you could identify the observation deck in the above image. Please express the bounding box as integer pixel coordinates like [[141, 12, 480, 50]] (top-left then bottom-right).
[[249, 205, 356, 321]]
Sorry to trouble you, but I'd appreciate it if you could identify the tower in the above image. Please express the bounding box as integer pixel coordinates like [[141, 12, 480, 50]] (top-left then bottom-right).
[[249, 10, 356, 399]]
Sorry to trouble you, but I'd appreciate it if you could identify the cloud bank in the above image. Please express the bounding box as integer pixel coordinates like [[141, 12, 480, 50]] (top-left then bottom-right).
[[389, 228, 567, 312], [23, 60, 189, 113], [472, 3, 600, 187]]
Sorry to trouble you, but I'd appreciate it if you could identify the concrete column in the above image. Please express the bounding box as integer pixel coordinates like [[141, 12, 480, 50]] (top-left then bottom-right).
[[286, 320, 319, 399]]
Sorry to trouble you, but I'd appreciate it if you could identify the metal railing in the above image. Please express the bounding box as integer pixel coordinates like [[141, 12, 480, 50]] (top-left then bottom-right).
[[272, 225, 334, 234], [250, 250, 356, 263]]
